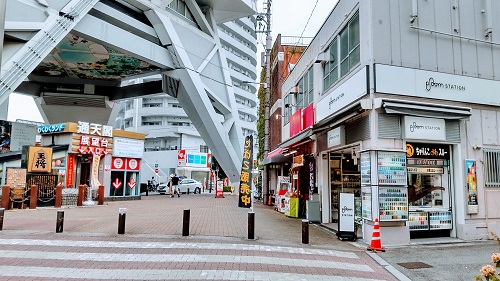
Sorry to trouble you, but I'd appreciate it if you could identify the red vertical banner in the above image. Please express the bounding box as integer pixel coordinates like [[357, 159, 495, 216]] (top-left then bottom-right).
[[66, 154, 75, 188], [289, 108, 302, 137], [238, 135, 253, 208], [302, 103, 314, 129]]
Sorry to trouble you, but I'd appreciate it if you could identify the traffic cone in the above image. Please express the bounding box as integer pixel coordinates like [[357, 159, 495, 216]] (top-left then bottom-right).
[[367, 218, 385, 252]]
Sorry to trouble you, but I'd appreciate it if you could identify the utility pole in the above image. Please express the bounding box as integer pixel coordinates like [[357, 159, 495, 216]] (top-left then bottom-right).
[[257, 1, 272, 205]]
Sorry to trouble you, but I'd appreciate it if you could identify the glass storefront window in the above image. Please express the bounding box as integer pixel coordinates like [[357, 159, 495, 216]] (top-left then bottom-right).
[[110, 171, 125, 196], [408, 173, 443, 207]]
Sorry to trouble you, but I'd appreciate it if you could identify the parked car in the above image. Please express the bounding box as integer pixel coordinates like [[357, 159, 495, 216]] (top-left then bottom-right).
[[179, 178, 202, 194], [157, 178, 202, 194]]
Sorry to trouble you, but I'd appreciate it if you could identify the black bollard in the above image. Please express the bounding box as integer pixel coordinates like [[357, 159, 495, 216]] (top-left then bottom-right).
[[0, 208, 4, 231], [248, 212, 255, 240], [56, 210, 64, 233], [118, 208, 126, 235], [187, 188, 190, 194], [302, 219, 309, 244], [182, 209, 190, 236]]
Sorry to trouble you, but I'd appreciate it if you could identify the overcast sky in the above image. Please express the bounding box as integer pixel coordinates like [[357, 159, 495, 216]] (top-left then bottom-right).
[[7, 0, 339, 123], [256, 0, 338, 66]]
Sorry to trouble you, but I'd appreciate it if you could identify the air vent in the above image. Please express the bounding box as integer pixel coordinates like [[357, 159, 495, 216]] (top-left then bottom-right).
[[42, 92, 107, 108]]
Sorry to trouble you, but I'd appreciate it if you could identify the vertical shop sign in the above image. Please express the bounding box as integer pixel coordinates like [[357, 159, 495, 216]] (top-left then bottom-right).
[[308, 158, 315, 195], [90, 155, 101, 189], [465, 159, 478, 214], [66, 154, 75, 188], [238, 135, 253, 208]]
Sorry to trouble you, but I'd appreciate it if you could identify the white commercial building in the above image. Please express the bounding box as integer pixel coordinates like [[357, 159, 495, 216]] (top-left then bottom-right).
[[276, 0, 500, 244]]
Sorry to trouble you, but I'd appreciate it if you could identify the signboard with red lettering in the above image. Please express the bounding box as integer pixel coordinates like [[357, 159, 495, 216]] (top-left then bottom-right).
[[216, 181, 224, 198], [66, 154, 75, 188]]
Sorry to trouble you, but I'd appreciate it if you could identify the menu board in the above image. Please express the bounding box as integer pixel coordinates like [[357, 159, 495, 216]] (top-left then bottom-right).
[[377, 151, 407, 185], [379, 186, 408, 221], [361, 185, 372, 220], [360, 152, 371, 185]]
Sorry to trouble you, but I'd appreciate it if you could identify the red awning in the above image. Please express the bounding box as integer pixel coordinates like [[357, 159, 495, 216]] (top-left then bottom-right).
[[266, 148, 283, 158]]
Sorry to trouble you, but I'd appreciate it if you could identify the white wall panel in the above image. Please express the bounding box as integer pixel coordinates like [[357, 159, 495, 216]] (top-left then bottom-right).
[[398, 0, 419, 68], [457, 0, 478, 77], [388, 0, 401, 66], [434, 0, 454, 73], [371, 0, 391, 64], [417, 0, 437, 70], [481, 110, 498, 145], [474, 0, 494, 80]]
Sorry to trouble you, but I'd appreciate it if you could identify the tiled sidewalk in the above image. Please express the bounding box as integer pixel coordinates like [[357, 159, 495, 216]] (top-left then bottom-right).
[[0, 193, 397, 280]]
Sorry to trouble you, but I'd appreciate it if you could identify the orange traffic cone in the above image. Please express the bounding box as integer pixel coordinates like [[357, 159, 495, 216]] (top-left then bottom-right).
[[367, 218, 385, 252]]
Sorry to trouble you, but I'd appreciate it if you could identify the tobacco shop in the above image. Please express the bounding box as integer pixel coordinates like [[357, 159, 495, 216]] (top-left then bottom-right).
[[406, 142, 453, 238]]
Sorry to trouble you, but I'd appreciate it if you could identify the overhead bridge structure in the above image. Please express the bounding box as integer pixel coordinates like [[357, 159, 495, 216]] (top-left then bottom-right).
[[0, 0, 256, 183]]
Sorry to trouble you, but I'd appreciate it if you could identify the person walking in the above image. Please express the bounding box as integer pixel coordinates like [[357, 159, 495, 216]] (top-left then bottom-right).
[[170, 173, 180, 198]]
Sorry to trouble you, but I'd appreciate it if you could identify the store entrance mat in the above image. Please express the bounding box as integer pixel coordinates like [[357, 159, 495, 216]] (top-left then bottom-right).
[[397, 262, 433, 269]]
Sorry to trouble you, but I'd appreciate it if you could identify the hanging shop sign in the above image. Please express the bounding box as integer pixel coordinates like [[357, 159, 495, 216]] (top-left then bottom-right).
[[90, 154, 101, 188], [27, 146, 53, 173], [292, 155, 304, 168], [403, 116, 446, 141], [465, 159, 478, 214], [406, 143, 450, 160], [238, 135, 253, 208]]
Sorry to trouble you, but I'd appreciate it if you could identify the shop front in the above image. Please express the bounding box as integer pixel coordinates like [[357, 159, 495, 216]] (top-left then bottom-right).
[[39, 121, 145, 200]]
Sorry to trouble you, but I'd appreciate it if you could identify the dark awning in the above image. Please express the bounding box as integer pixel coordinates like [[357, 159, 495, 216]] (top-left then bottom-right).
[[379, 99, 471, 120]]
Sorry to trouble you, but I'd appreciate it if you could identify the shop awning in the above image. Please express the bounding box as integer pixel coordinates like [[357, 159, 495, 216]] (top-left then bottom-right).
[[262, 148, 292, 165], [312, 99, 370, 133], [278, 128, 313, 149], [266, 148, 283, 158], [378, 98, 472, 120]]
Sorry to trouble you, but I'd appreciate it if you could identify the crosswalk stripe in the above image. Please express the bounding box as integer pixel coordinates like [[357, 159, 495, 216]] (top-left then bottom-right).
[[0, 266, 386, 281], [0, 239, 359, 258], [0, 250, 373, 272]]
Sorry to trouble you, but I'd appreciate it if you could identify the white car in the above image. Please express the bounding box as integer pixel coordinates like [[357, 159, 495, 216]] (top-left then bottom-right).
[[158, 178, 202, 194], [178, 179, 202, 194]]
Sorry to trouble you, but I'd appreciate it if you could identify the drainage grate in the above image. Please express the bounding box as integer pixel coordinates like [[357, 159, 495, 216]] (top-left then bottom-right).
[[397, 262, 433, 269]]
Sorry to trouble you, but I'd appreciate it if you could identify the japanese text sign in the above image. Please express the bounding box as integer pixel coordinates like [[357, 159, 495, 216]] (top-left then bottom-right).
[[238, 135, 254, 208], [28, 146, 53, 173]]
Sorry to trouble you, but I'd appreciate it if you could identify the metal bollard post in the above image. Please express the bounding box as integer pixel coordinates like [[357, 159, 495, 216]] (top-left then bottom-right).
[[302, 219, 309, 244], [187, 188, 190, 194], [56, 210, 64, 233], [248, 212, 255, 240], [182, 209, 190, 236], [0, 208, 4, 231], [118, 208, 127, 234]]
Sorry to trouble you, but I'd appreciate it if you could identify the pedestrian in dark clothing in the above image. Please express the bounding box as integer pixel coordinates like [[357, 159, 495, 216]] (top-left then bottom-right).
[[170, 173, 180, 197]]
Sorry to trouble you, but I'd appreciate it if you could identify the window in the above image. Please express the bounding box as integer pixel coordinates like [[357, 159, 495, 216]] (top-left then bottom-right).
[[294, 67, 314, 110], [283, 94, 292, 124], [200, 145, 209, 153], [484, 148, 500, 187], [322, 11, 360, 92]]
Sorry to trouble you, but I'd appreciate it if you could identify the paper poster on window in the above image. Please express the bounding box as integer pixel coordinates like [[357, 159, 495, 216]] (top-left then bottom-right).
[[465, 159, 478, 214]]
